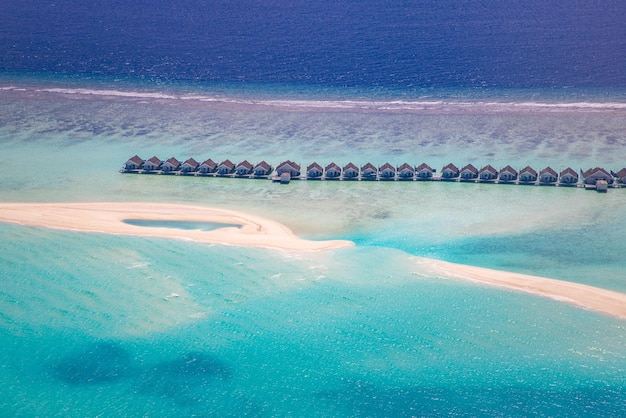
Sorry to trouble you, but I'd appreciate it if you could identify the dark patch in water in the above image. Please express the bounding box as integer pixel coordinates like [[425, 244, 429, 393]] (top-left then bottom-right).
[[137, 352, 232, 406], [52, 341, 131, 385], [371, 210, 391, 220]]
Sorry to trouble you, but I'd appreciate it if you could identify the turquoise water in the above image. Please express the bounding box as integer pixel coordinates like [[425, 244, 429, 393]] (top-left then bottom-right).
[[1, 81, 626, 416], [123, 219, 241, 231]]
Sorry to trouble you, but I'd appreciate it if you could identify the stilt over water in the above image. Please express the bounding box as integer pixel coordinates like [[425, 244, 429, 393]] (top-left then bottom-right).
[[121, 156, 625, 192]]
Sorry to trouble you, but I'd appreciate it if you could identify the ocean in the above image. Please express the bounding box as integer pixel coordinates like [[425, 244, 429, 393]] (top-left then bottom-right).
[[2, 1, 626, 416]]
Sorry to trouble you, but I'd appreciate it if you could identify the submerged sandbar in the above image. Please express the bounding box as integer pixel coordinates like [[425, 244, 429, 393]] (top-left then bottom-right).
[[0, 202, 625, 319]]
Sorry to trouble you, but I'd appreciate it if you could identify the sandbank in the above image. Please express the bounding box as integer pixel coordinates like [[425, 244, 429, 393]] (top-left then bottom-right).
[[0, 202, 353, 251], [422, 258, 626, 320], [1, 202, 625, 319]]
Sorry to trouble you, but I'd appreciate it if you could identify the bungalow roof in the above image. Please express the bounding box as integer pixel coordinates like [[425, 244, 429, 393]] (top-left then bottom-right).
[[442, 163, 459, 172], [520, 166, 537, 176], [200, 158, 217, 168], [500, 165, 517, 175], [560, 167, 578, 178], [361, 162, 377, 172], [277, 160, 300, 171], [127, 155, 143, 165], [307, 162, 323, 172], [254, 161, 271, 171], [583, 167, 610, 178], [165, 157, 180, 166], [379, 162, 395, 172], [182, 158, 198, 167], [219, 159, 235, 169], [539, 167, 558, 177], [479, 164, 498, 175], [236, 160, 253, 170], [616, 168, 626, 178], [397, 162, 414, 172], [343, 162, 359, 172], [415, 162, 433, 172], [325, 162, 341, 171], [146, 156, 162, 166], [460, 164, 478, 174]]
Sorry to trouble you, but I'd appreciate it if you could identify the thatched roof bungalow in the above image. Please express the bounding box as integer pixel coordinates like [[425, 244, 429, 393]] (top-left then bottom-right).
[[180, 158, 199, 174], [198, 158, 217, 174], [459, 164, 478, 181], [306, 162, 324, 179], [582, 167, 613, 185], [325, 162, 342, 179], [143, 156, 162, 172], [361, 163, 378, 180], [478, 164, 498, 182], [253, 161, 272, 177], [539, 167, 558, 184], [342, 163, 359, 180], [498, 165, 517, 182], [123, 155, 144, 171], [559, 167, 578, 185], [440, 163, 459, 180], [415, 163, 434, 180], [518, 166, 537, 183], [379, 163, 396, 180], [276, 160, 301, 177]]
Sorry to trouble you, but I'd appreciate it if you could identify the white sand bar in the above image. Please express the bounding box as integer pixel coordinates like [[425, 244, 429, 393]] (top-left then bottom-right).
[[0, 202, 353, 251], [423, 258, 626, 320], [1, 202, 625, 319]]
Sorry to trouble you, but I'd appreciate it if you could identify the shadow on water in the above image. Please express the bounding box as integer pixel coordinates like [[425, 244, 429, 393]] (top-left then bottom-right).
[[136, 352, 233, 406], [316, 380, 626, 417], [51, 342, 232, 407], [52, 341, 132, 385]]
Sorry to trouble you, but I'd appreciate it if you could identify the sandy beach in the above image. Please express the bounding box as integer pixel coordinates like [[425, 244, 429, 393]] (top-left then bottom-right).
[[0, 202, 353, 252], [1, 201, 625, 319], [423, 258, 626, 320]]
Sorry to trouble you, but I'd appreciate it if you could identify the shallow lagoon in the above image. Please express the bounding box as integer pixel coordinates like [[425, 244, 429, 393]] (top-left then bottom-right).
[[1, 81, 626, 416]]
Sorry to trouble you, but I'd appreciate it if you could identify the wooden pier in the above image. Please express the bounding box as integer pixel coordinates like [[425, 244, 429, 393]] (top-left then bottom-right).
[[121, 156, 625, 192]]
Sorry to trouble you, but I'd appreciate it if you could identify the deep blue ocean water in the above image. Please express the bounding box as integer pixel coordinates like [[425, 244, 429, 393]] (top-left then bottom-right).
[[2, 1, 626, 416], [2, 0, 626, 88]]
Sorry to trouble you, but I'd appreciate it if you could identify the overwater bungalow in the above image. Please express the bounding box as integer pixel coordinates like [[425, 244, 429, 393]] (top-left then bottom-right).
[[559, 167, 578, 186], [539, 167, 558, 185], [614, 168, 626, 184], [518, 166, 537, 183], [342, 163, 359, 180], [459, 164, 478, 181], [142, 156, 163, 173], [440, 163, 459, 180], [179, 158, 199, 174], [161, 157, 181, 174], [198, 158, 217, 175], [498, 165, 518, 183], [325, 162, 342, 180], [235, 160, 253, 176], [415, 163, 434, 180], [582, 167, 613, 185], [306, 162, 324, 180], [379, 163, 396, 180], [216, 159, 235, 176], [123, 155, 144, 171], [252, 161, 272, 178], [276, 160, 301, 178], [397, 163, 415, 180], [361, 163, 378, 180], [478, 164, 498, 182]]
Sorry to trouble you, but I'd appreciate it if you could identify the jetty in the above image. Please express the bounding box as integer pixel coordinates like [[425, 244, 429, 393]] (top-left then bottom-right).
[[121, 156, 626, 192]]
